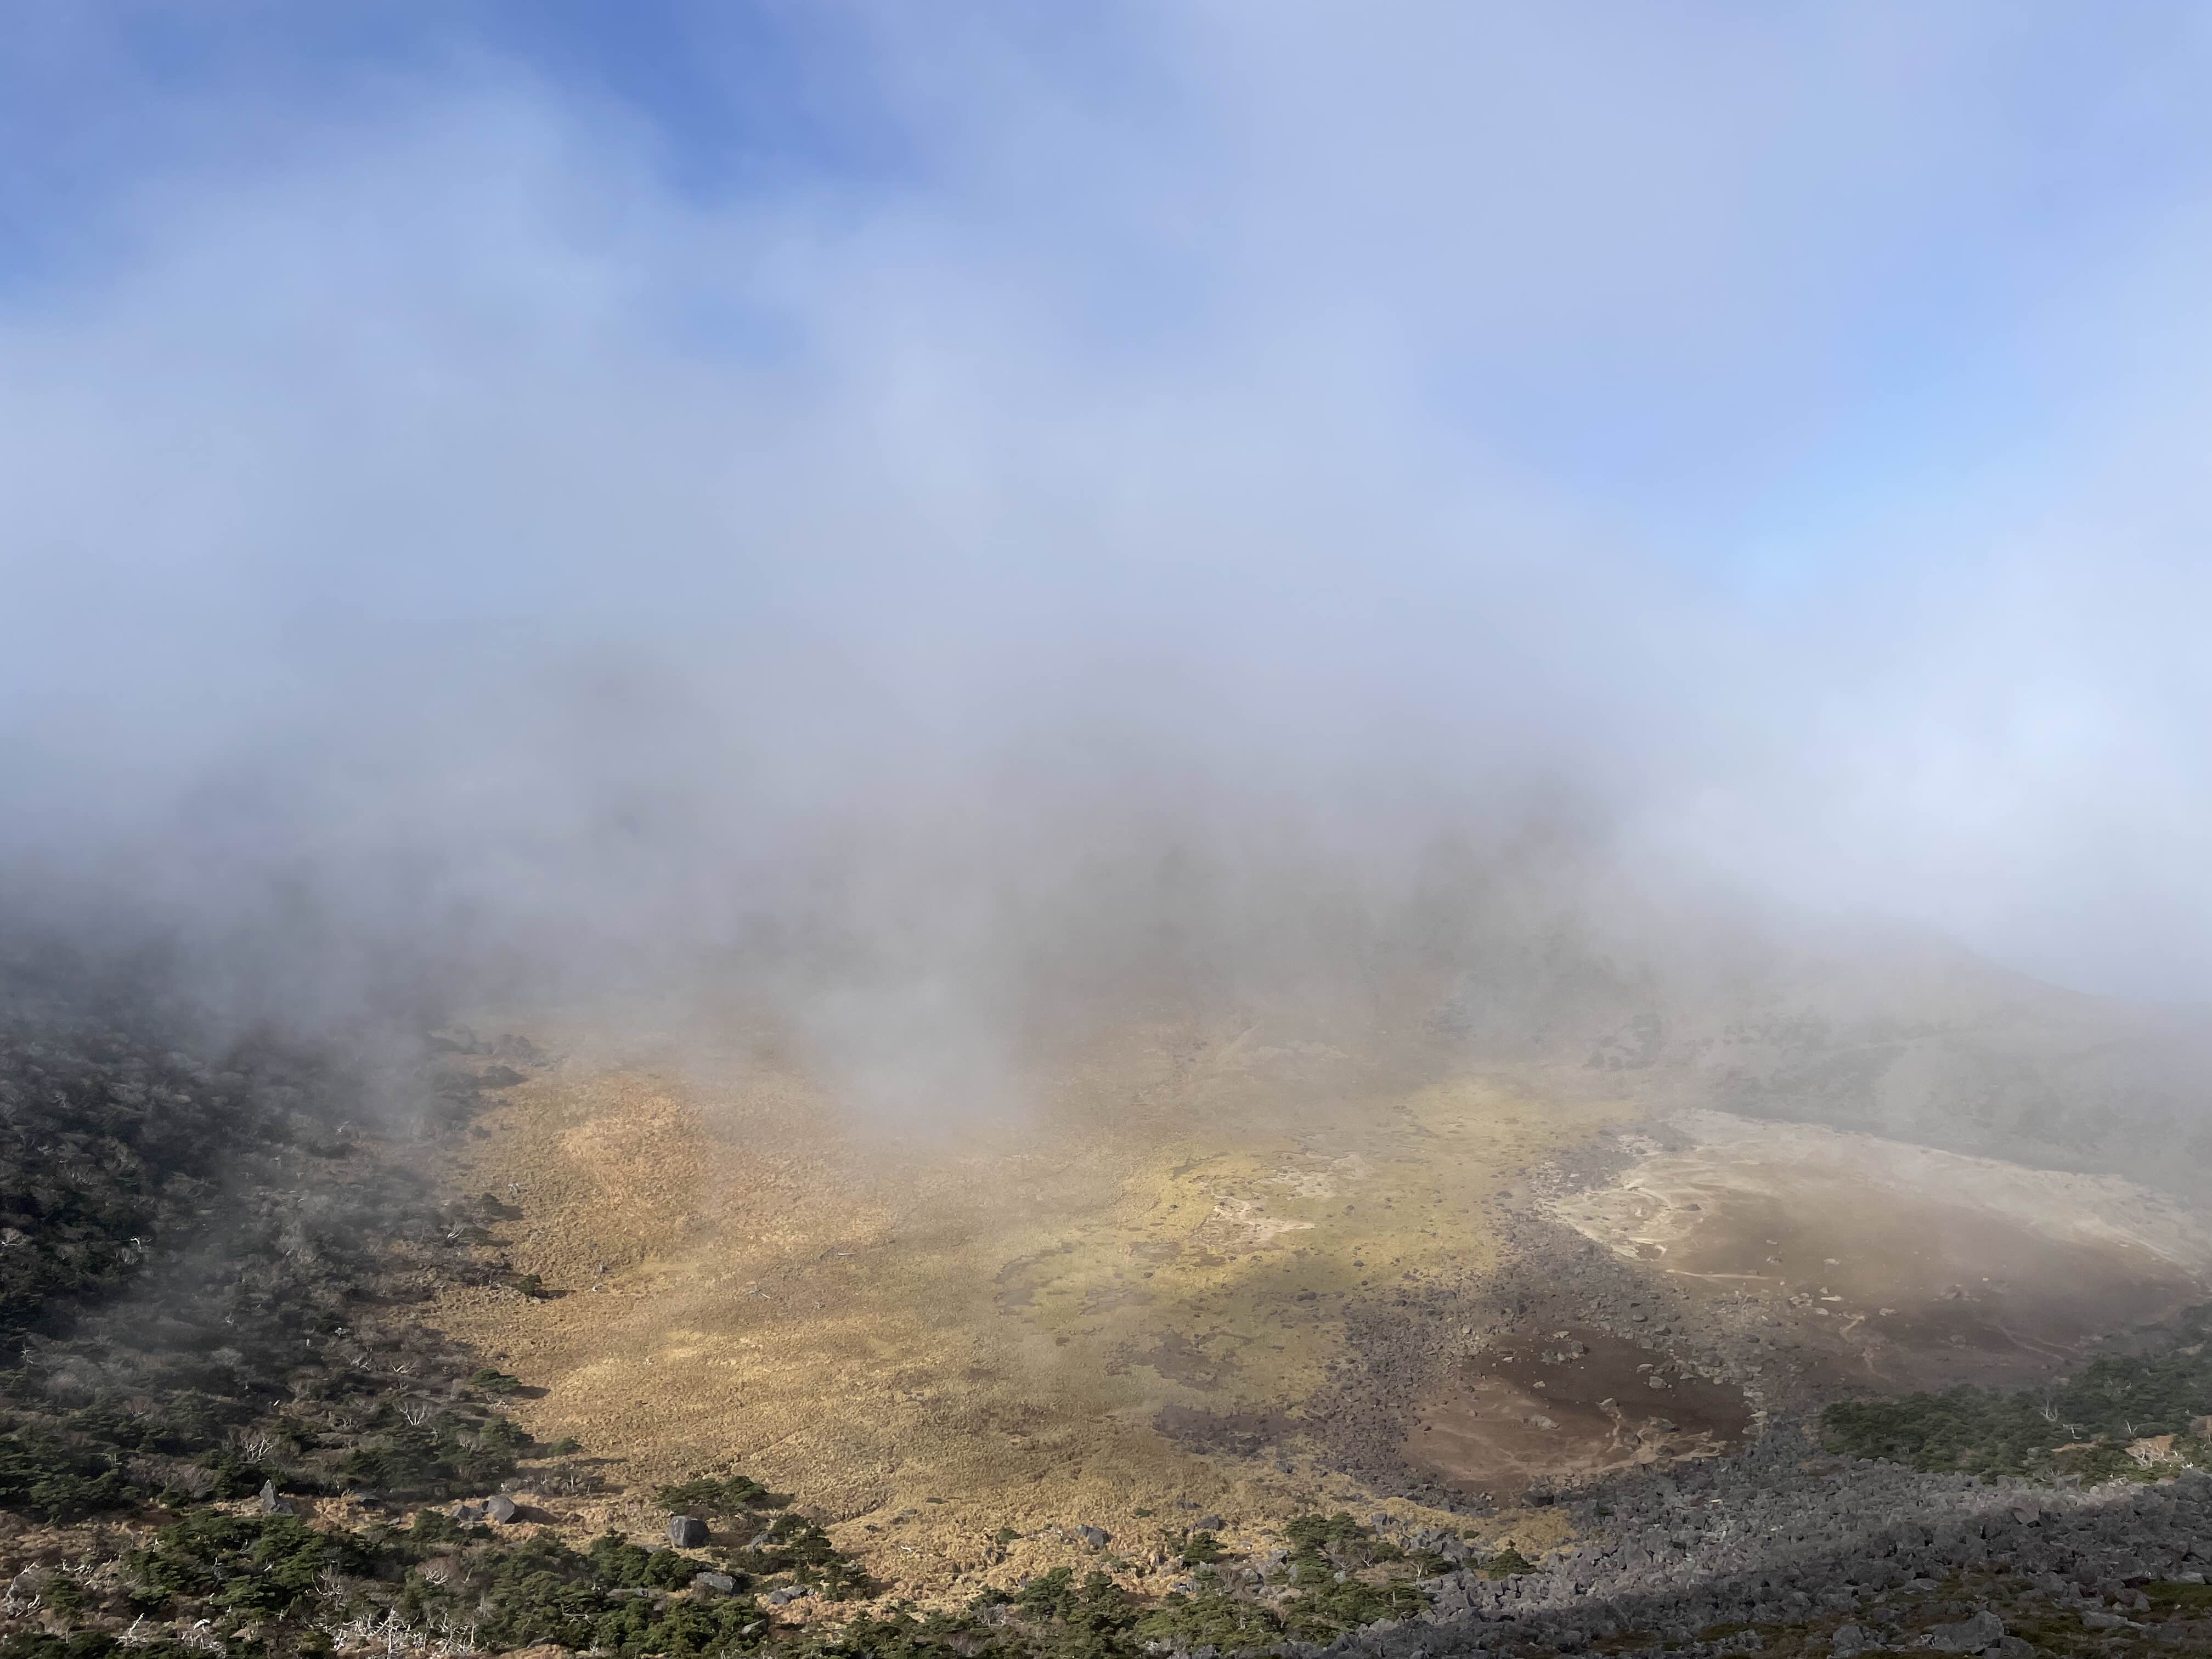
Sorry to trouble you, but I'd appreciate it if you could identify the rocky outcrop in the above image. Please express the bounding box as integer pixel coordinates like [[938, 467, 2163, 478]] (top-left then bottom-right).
[[1333, 1423, 2212, 1656]]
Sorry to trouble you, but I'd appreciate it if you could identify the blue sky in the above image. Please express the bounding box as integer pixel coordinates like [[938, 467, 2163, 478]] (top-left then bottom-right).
[[1, 4, 2197, 567], [7, 0, 2194, 590], [3, 3, 2210, 1001]]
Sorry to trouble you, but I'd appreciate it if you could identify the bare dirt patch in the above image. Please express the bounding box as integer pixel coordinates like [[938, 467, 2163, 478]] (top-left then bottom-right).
[[1548, 1110, 2212, 1390], [1404, 1325, 1751, 1500]]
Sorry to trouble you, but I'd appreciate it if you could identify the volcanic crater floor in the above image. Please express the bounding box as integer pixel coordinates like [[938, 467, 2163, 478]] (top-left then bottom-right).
[[412, 1026, 2212, 1610], [1546, 1110, 2212, 1392]]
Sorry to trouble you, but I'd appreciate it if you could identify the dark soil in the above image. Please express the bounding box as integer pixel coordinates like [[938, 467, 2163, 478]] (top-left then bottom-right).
[[1407, 1325, 1751, 1500]]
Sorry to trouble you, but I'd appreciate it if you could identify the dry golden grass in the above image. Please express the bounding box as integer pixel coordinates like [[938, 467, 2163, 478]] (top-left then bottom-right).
[[425, 1015, 1619, 1602]]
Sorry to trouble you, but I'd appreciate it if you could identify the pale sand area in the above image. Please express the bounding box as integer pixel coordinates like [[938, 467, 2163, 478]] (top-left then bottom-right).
[[419, 1017, 1622, 1604], [1548, 1109, 2212, 1385]]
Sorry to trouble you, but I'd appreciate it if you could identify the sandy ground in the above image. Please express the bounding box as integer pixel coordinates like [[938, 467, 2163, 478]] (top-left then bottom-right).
[[1547, 1109, 2212, 1389], [420, 1016, 1618, 1602]]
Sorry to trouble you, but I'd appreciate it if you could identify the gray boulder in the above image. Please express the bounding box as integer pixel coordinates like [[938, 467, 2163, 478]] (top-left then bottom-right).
[[1927, 1609, 2003, 1651], [1076, 1524, 1112, 1549], [257, 1480, 295, 1516], [485, 1493, 518, 1523], [692, 1571, 737, 1595], [668, 1515, 709, 1548]]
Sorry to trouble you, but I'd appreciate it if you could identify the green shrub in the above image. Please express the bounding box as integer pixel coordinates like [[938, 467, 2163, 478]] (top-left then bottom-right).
[[0, 1426, 133, 1519], [655, 1471, 792, 1515], [589, 1531, 709, 1589], [131, 1510, 371, 1617], [1136, 1588, 1282, 1652], [1013, 1565, 1135, 1640], [796, 1607, 985, 1658], [334, 1411, 527, 1497], [1178, 1530, 1227, 1565], [591, 1593, 768, 1654], [720, 1510, 877, 1600], [2, 1636, 125, 1659], [1821, 1307, 2212, 1479]]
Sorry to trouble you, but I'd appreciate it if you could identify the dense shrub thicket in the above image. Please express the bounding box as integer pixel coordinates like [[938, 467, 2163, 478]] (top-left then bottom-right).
[[811, 1510, 1454, 1659], [8, 1490, 1490, 1657], [0, 956, 599, 1525], [8, 1504, 772, 1657], [1822, 1305, 2212, 1481]]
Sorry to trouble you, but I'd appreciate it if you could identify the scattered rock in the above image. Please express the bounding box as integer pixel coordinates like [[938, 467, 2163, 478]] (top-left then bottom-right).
[[1075, 1524, 1111, 1549], [692, 1571, 737, 1596], [485, 1492, 518, 1523], [257, 1479, 295, 1516], [1193, 1515, 1224, 1533]]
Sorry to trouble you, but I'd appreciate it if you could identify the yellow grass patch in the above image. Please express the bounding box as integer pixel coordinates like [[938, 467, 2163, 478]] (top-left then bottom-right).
[[424, 1018, 1631, 1602]]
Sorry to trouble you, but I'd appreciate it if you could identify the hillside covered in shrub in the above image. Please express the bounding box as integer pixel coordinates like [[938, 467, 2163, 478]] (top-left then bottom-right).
[[1822, 1305, 2212, 1482]]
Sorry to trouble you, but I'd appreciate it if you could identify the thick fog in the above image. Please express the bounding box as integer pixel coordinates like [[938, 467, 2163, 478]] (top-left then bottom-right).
[[4, 5, 2209, 1079]]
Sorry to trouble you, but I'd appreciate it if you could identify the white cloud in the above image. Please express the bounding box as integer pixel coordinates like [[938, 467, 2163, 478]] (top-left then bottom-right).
[[1, 2, 2207, 1050]]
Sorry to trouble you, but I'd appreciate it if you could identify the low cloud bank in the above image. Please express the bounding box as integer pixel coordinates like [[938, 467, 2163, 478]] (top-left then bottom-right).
[[4, 8, 2208, 1105]]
